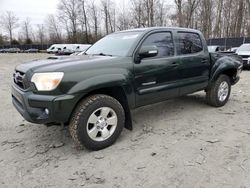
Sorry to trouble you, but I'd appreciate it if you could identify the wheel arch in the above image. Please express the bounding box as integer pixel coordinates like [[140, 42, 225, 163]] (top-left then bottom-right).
[[210, 57, 239, 86], [69, 86, 133, 130]]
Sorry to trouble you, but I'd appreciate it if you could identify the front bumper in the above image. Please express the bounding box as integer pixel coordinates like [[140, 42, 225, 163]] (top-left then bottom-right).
[[12, 85, 82, 124], [242, 58, 250, 68]]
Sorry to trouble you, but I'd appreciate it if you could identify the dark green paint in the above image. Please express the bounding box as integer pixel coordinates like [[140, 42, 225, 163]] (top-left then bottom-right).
[[12, 27, 243, 125]]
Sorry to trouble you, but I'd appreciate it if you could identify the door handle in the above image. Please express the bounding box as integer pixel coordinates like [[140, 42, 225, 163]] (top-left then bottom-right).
[[201, 59, 208, 64], [170, 62, 178, 67], [142, 81, 156, 86]]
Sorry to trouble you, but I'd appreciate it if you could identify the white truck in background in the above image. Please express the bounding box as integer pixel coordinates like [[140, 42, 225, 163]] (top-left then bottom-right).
[[236, 43, 250, 69], [46, 44, 65, 53], [47, 44, 91, 55]]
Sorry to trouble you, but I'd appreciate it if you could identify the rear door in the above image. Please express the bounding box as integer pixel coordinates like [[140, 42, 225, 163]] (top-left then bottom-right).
[[176, 31, 210, 95], [134, 31, 180, 107]]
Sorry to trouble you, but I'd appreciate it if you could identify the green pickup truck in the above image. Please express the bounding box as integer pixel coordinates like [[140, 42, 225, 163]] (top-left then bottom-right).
[[12, 27, 243, 150]]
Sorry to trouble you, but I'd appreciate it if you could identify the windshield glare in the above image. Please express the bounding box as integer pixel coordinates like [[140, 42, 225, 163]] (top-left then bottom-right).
[[238, 44, 250, 51], [85, 32, 142, 56]]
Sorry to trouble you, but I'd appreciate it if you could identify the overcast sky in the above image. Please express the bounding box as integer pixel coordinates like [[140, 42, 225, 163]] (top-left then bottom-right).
[[0, 0, 59, 26]]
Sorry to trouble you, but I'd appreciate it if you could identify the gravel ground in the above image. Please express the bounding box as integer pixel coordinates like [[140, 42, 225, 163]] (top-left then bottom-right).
[[0, 53, 250, 188]]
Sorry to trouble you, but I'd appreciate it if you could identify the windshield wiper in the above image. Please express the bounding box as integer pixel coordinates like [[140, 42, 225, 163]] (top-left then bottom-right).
[[92, 53, 113, 57]]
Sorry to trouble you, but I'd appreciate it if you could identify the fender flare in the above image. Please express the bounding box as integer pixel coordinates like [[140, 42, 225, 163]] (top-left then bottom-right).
[[209, 56, 239, 84]]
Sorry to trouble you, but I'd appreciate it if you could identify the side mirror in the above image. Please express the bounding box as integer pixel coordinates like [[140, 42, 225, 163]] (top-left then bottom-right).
[[138, 45, 158, 58]]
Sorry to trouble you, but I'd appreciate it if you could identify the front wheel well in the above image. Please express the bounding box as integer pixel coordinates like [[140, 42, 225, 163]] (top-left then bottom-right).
[[73, 86, 132, 130]]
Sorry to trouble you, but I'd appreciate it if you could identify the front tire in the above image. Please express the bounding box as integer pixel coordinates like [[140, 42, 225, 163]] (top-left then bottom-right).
[[69, 94, 125, 150], [206, 75, 231, 107]]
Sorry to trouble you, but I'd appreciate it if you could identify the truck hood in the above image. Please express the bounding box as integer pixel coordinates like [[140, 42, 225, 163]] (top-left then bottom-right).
[[15, 55, 119, 73]]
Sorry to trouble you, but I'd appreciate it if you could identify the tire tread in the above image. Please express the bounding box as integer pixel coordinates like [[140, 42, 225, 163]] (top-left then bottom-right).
[[69, 94, 124, 150], [206, 74, 231, 107]]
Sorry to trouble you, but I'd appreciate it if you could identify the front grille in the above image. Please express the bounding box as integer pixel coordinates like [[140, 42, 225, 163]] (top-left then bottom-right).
[[243, 60, 248, 64], [13, 71, 29, 89], [240, 55, 250, 59]]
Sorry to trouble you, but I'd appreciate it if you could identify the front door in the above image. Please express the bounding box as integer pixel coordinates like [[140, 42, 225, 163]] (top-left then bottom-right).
[[134, 31, 180, 107]]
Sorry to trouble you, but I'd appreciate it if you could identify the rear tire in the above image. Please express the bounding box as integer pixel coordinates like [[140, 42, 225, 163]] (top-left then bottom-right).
[[69, 94, 125, 150], [206, 75, 231, 107]]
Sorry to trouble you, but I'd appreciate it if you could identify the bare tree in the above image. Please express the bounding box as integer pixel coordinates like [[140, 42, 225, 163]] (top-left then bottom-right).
[[0, 11, 19, 44], [213, 0, 223, 38], [58, 0, 79, 42], [223, 0, 233, 37], [78, 0, 89, 43], [0, 34, 5, 45], [46, 14, 62, 43], [247, 0, 250, 36], [184, 0, 201, 27], [131, 0, 149, 27], [22, 17, 33, 43], [235, 0, 244, 37], [155, 0, 166, 26], [116, 1, 132, 31], [101, 0, 110, 34], [89, 0, 99, 40], [37, 24, 46, 44], [196, 0, 214, 39], [174, 0, 184, 26], [147, 0, 154, 27]]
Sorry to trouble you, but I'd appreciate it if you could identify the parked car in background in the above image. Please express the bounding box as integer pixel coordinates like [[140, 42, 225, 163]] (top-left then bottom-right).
[[57, 44, 92, 55], [24, 48, 39, 53], [0, 48, 7, 53], [48, 46, 91, 59], [57, 45, 74, 55], [5, 48, 21, 53], [74, 44, 91, 53], [236, 43, 250, 69], [227, 47, 238, 53], [208, 45, 226, 53]]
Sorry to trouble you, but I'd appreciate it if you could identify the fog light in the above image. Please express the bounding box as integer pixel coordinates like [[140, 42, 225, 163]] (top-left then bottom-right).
[[45, 108, 49, 115]]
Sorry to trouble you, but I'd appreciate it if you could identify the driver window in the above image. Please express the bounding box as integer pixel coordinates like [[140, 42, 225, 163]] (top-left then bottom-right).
[[141, 32, 174, 58]]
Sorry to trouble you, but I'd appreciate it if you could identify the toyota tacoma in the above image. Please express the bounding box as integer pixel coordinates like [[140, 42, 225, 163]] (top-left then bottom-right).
[[12, 27, 243, 150]]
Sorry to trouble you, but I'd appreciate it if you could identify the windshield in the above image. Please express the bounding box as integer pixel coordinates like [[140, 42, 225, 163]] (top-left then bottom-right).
[[237, 44, 250, 52], [85, 32, 142, 56]]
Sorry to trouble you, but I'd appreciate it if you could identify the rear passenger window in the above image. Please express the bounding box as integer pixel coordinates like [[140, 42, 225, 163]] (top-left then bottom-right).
[[141, 32, 174, 58], [177, 32, 203, 55]]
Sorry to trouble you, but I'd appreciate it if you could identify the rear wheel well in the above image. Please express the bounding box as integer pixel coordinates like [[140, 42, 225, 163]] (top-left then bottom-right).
[[74, 86, 132, 130], [206, 68, 237, 92], [220, 69, 237, 84]]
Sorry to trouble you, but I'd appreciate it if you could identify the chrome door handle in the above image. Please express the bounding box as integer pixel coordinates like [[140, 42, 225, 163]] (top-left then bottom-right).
[[142, 81, 156, 86]]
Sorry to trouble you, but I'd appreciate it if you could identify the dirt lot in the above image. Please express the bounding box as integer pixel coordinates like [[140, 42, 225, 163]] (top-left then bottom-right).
[[0, 53, 250, 188]]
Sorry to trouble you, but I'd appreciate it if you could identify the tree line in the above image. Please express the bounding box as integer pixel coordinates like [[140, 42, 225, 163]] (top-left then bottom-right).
[[0, 0, 250, 45]]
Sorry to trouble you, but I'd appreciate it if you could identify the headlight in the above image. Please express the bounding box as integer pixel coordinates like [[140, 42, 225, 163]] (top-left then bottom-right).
[[31, 72, 64, 91]]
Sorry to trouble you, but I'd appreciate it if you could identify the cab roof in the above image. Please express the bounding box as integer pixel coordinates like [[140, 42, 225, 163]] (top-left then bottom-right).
[[116, 27, 200, 34]]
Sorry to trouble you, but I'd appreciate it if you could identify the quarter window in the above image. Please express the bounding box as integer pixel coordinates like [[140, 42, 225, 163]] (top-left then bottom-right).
[[177, 32, 203, 55], [140, 32, 174, 58]]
